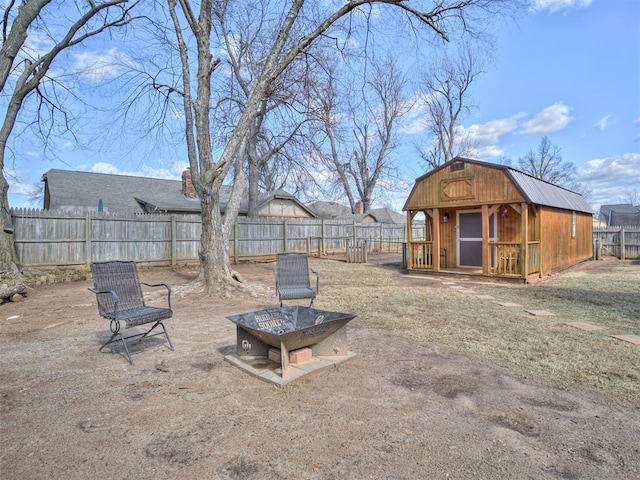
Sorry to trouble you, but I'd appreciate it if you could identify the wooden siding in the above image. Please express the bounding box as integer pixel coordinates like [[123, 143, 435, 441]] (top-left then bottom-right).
[[404, 160, 592, 277], [539, 207, 593, 274], [258, 199, 312, 219], [405, 161, 526, 210]]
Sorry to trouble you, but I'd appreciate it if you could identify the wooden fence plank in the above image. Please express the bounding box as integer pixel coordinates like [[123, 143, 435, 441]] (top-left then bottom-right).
[[9, 208, 410, 267]]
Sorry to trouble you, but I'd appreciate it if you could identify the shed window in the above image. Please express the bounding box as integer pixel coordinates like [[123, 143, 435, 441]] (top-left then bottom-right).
[[450, 162, 464, 172], [571, 211, 576, 238]]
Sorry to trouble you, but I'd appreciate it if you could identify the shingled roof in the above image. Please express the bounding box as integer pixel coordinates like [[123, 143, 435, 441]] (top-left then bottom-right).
[[42, 169, 314, 217], [599, 203, 640, 226]]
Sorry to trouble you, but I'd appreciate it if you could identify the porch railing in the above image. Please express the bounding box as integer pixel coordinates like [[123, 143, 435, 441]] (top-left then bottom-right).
[[490, 242, 521, 275], [490, 241, 541, 276], [408, 241, 447, 269], [408, 241, 540, 276]]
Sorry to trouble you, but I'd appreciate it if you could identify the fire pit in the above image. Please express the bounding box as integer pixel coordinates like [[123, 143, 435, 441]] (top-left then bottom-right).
[[225, 306, 356, 386]]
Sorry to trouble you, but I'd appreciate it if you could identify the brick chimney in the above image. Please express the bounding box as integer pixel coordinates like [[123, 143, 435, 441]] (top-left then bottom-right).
[[182, 169, 198, 199], [355, 201, 364, 214]]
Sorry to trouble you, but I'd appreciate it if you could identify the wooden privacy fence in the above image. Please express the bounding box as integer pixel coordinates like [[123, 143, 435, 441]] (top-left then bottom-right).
[[593, 226, 640, 260], [10, 209, 407, 267]]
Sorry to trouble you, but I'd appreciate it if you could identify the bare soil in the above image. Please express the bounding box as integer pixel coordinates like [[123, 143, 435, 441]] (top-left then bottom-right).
[[0, 257, 638, 479]]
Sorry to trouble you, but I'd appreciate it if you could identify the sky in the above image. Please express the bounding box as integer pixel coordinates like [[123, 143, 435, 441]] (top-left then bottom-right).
[[5, 0, 640, 215]]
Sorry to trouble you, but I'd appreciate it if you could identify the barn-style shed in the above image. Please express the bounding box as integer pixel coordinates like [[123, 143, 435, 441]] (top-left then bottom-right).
[[403, 157, 593, 281]]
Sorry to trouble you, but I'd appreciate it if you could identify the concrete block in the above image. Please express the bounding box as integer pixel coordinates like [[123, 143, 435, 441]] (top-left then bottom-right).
[[268, 348, 281, 363], [290, 347, 312, 364]]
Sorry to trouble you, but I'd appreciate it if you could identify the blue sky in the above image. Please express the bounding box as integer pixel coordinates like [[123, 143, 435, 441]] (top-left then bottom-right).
[[5, 0, 640, 214]]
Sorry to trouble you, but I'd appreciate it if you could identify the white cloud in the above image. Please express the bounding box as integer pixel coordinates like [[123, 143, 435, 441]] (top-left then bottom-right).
[[519, 101, 573, 135], [635, 116, 640, 126], [398, 92, 437, 135], [87, 161, 189, 180], [530, 0, 594, 14], [577, 153, 640, 209], [593, 114, 611, 131], [461, 113, 525, 146], [70, 48, 136, 85]]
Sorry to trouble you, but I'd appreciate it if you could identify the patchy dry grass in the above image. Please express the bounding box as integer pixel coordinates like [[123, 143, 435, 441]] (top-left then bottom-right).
[[310, 259, 640, 402]]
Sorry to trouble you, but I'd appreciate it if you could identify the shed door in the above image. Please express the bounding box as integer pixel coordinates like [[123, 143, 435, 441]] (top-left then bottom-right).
[[457, 211, 496, 267]]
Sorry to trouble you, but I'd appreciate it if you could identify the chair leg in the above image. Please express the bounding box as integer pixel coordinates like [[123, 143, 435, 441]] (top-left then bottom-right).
[[99, 331, 134, 365], [138, 320, 174, 351]]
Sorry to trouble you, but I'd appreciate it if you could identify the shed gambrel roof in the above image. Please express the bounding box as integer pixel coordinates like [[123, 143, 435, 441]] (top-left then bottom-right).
[[404, 157, 593, 214], [42, 169, 315, 217]]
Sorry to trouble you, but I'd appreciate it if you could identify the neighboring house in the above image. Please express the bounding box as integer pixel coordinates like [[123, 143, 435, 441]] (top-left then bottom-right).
[[41, 169, 315, 219], [598, 204, 640, 226], [403, 157, 593, 281], [309, 201, 405, 224]]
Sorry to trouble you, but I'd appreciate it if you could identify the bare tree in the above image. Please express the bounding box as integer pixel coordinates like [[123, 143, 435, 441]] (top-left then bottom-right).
[[620, 188, 639, 206], [347, 56, 409, 213], [414, 45, 483, 170], [166, 0, 519, 294], [517, 136, 586, 194], [0, 0, 139, 275], [212, 0, 317, 218]]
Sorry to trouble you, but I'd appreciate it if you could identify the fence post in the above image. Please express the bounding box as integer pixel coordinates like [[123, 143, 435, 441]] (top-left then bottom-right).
[[321, 218, 326, 255], [283, 219, 288, 252], [234, 220, 239, 264], [85, 212, 92, 267], [620, 227, 625, 260], [171, 215, 177, 266]]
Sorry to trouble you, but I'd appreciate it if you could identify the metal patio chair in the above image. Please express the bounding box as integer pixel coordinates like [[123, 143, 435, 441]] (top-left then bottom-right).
[[89, 260, 174, 365], [274, 252, 319, 307]]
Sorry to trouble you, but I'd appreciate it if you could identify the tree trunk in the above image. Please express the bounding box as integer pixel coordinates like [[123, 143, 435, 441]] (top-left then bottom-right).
[[0, 173, 20, 276], [196, 193, 236, 296]]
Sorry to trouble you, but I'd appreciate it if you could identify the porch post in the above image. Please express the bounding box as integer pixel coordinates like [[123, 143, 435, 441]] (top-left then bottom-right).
[[521, 202, 528, 280], [481, 204, 490, 274], [433, 208, 441, 272], [406, 211, 414, 270]]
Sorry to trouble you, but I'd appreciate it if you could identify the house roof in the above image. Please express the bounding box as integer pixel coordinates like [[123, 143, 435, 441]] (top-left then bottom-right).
[[369, 207, 406, 224], [43, 169, 189, 213], [598, 203, 640, 226], [404, 157, 593, 214], [309, 201, 405, 224], [42, 169, 314, 216], [308, 201, 352, 219]]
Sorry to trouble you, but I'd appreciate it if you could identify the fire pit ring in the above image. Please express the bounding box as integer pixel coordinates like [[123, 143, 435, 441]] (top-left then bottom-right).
[[225, 306, 356, 386]]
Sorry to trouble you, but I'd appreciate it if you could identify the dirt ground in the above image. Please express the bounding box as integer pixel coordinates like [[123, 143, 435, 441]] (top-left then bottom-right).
[[0, 256, 638, 479]]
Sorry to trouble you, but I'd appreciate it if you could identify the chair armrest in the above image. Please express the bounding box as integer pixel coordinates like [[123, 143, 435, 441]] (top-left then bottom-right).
[[140, 282, 172, 310], [310, 268, 319, 293], [88, 287, 120, 317], [88, 287, 119, 303]]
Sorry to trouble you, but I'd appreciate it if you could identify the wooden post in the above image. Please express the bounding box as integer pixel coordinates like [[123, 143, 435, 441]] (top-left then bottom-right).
[[85, 212, 92, 267], [481, 204, 490, 275], [521, 203, 528, 279], [321, 218, 326, 256], [234, 220, 239, 264], [620, 227, 625, 260], [171, 215, 177, 267], [433, 208, 441, 272], [406, 211, 414, 270], [283, 219, 288, 253]]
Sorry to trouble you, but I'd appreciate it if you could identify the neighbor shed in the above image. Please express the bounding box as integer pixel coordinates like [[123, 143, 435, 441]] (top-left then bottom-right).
[[402, 157, 593, 281]]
